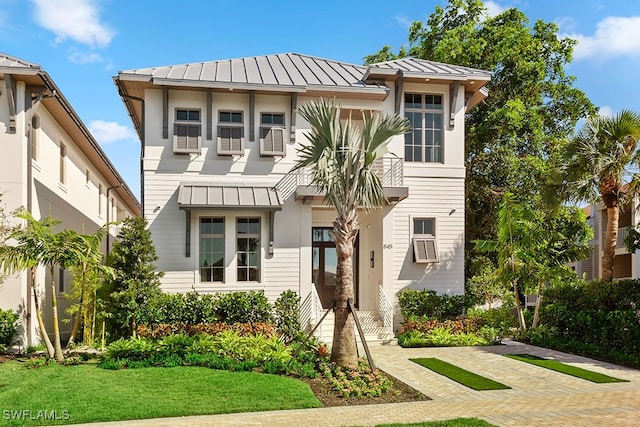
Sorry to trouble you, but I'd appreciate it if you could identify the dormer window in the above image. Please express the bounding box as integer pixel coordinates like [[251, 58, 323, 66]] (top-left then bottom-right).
[[404, 94, 443, 163], [173, 109, 201, 154], [217, 111, 244, 155]]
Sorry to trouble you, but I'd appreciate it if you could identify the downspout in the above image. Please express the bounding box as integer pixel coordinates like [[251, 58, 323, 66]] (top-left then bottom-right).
[[106, 184, 122, 253], [117, 92, 145, 216]]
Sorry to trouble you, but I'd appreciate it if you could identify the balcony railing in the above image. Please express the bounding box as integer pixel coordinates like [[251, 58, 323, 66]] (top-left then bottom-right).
[[617, 226, 630, 250], [276, 156, 404, 201]]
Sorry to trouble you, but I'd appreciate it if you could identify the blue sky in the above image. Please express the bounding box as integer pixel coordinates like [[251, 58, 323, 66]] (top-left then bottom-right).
[[1, 0, 640, 199]]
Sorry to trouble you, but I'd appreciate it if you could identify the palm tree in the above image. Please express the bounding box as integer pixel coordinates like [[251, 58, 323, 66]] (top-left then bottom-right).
[[295, 98, 410, 366], [548, 110, 640, 281], [0, 210, 82, 361], [65, 226, 114, 349]]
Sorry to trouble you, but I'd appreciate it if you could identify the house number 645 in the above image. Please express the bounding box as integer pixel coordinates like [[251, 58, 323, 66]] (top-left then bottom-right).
[[383, 244, 393, 249]]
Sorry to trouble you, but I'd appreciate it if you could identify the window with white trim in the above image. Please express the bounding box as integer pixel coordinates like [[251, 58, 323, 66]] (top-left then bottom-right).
[[200, 218, 224, 283], [412, 217, 438, 263], [217, 111, 244, 155], [173, 109, 201, 153], [404, 94, 443, 163], [236, 217, 260, 282], [259, 113, 286, 156]]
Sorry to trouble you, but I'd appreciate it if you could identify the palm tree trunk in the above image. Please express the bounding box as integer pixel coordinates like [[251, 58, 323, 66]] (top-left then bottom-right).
[[532, 279, 544, 328], [330, 215, 358, 367], [66, 267, 86, 349], [602, 204, 619, 281], [513, 280, 526, 330], [49, 265, 64, 362], [31, 268, 54, 357]]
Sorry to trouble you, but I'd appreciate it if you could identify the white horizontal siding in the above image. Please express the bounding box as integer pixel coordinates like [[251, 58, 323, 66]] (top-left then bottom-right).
[[392, 176, 465, 297]]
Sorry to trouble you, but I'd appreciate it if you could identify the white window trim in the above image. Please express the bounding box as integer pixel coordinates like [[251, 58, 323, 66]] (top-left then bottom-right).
[[173, 108, 202, 154], [404, 92, 445, 164], [411, 215, 439, 263], [217, 110, 245, 156], [236, 217, 261, 283], [259, 112, 286, 156], [199, 217, 225, 284]]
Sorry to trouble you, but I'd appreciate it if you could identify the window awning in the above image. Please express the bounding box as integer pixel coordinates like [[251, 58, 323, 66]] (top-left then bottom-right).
[[177, 183, 283, 211]]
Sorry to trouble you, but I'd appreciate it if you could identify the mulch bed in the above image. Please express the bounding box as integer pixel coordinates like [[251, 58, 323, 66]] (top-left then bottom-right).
[[302, 370, 431, 407]]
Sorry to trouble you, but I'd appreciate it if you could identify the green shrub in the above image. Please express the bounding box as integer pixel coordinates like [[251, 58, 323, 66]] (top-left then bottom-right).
[[136, 322, 276, 339], [397, 289, 464, 319], [397, 330, 428, 347], [0, 309, 18, 347], [274, 290, 301, 343], [467, 306, 516, 338], [104, 337, 154, 361], [213, 291, 274, 324], [541, 279, 640, 356], [23, 356, 54, 369], [321, 360, 393, 397]]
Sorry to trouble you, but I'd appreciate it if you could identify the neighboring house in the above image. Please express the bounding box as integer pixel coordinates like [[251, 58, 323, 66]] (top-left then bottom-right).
[[571, 202, 638, 280], [114, 53, 490, 337], [0, 53, 140, 346]]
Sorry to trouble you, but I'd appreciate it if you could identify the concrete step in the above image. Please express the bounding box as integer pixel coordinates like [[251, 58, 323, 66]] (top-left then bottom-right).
[[308, 310, 393, 344]]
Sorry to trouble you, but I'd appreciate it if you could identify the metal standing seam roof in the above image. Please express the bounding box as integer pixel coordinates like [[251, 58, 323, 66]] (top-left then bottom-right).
[[0, 52, 41, 72], [177, 183, 283, 210], [368, 57, 492, 80], [119, 53, 380, 90], [118, 53, 491, 89]]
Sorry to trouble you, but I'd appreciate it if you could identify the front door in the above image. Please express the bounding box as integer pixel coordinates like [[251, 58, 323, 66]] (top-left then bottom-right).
[[312, 227, 358, 309]]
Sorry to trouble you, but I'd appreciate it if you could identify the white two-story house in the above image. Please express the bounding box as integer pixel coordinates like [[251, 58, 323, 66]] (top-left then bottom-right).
[[114, 53, 490, 335], [0, 53, 140, 346]]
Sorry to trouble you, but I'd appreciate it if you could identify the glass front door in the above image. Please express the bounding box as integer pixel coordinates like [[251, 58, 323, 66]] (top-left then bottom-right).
[[312, 227, 358, 309]]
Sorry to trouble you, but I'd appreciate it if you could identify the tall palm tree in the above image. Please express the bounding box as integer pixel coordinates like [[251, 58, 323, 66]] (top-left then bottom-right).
[[548, 110, 640, 281], [0, 210, 82, 361], [295, 98, 410, 366]]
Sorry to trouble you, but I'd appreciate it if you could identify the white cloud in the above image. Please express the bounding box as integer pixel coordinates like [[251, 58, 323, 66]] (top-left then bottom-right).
[[484, 1, 506, 17], [395, 15, 412, 28], [68, 47, 103, 64], [567, 16, 640, 60], [89, 120, 136, 145], [598, 106, 614, 118], [30, 0, 114, 48]]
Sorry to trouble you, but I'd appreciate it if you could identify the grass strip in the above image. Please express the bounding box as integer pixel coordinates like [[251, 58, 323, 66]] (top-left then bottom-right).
[[410, 358, 510, 391], [505, 354, 628, 383], [0, 361, 320, 426]]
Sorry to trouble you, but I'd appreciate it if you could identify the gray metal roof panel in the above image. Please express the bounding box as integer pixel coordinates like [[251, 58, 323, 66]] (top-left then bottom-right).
[[178, 183, 283, 210], [0, 52, 41, 70], [370, 57, 491, 79]]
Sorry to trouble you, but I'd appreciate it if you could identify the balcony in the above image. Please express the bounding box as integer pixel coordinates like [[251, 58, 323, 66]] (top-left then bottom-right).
[[276, 157, 408, 204]]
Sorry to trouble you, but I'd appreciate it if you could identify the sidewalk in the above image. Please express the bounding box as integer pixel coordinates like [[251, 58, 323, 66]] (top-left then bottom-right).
[[63, 341, 640, 427]]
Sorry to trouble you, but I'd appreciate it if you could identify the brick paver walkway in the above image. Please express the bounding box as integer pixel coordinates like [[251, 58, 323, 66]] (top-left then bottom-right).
[[63, 341, 640, 427]]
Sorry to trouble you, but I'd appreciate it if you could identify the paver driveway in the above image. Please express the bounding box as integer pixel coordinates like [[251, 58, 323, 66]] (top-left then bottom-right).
[[64, 341, 640, 427]]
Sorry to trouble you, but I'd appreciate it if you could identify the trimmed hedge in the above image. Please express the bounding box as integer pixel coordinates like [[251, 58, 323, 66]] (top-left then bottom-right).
[[0, 309, 18, 347], [541, 279, 640, 356], [136, 322, 276, 339], [397, 289, 464, 319]]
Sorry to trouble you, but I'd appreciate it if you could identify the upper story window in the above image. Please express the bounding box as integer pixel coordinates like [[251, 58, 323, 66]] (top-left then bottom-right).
[[259, 113, 286, 156], [404, 94, 443, 163], [412, 217, 439, 263], [59, 143, 67, 184], [173, 108, 201, 154], [217, 111, 244, 155]]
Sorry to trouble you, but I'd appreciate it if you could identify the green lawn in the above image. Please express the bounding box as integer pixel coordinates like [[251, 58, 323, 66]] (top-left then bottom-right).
[[505, 354, 628, 383], [410, 358, 510, 391], [0, 361, 321, 426]]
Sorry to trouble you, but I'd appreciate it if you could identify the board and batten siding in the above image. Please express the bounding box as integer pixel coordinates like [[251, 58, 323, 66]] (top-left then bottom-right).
[[391, 176, 465, 297]]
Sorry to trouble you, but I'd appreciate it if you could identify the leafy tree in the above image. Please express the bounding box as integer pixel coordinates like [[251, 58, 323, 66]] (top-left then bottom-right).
[[474, 193, 591, 329], [365, 0, 595, 276], [548, 110, 640, 281], [106, 217, 163, 338], [295, 98, 410, 366], [0, 210, 83, 361]]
